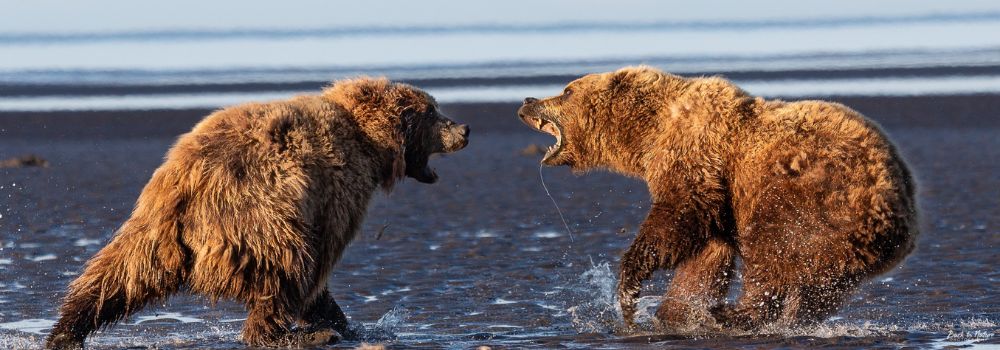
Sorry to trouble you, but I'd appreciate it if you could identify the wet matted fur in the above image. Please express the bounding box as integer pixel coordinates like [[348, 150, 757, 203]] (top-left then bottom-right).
[[46, 78, 469, 349], [518, 66, 917, 332]]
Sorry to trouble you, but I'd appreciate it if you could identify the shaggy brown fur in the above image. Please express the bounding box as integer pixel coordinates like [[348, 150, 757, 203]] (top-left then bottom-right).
[[518, 66, 917, 332], [46, 78, 469, 349]]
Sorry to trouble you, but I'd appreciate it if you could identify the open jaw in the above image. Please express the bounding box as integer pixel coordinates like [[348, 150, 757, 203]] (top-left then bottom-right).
[[406, 156, 438, 183], [520, 114, 564, 163]]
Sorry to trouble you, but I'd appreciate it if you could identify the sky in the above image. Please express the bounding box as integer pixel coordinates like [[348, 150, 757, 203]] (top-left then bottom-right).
[[2, 0, 1000, 33]]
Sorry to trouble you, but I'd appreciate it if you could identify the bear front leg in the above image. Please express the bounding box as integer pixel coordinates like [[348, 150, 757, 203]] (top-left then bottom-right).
[[617, 202, 708, 330], [656, 237, 735, 331], [242, 296, 296, 347], [243, 296, 337, 348], [617, 230, 661, 330], [300, 288, 353, 340]]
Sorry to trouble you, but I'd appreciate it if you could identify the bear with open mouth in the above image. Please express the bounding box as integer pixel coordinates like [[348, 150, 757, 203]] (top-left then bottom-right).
[[519, 66, 917, 332], [46, 77, 469, 349]]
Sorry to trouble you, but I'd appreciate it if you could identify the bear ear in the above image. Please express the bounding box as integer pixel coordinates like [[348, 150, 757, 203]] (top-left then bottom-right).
[[608, 70, 628, 91], [611, 66, 666, 92], [263, 112, 302, 153]]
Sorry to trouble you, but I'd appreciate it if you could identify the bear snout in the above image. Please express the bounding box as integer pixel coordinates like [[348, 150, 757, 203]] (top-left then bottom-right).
[[517, 104, 539, 125], [442, 123, 470, 152], [455, 124, 470, 138], [518, 98, 540, 119]]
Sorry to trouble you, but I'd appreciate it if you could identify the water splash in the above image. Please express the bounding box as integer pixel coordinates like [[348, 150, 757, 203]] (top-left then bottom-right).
[[0, 333, 41, 350], [352, 305, 410, 342], [566, 262, 623, 333], [0, 319, 243, 349], [777, 317, 999, 347], [563, 261, 667, 335]]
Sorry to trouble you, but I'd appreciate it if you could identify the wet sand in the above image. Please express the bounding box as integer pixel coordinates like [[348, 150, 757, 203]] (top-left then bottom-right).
[[0, 94, 998, 349]]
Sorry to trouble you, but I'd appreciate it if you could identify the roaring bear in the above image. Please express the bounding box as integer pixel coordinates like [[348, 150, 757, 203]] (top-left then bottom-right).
[[46, 78, 470, 349], [518, 66, 917, 331]]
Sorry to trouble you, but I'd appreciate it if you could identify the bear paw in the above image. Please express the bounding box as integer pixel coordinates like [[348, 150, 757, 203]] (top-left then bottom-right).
[[292, 326, 342, 347], [45, 332, 84, 350]]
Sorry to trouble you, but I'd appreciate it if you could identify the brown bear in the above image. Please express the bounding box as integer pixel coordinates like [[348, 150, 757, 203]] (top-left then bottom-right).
[[46, 77, 470, 349], [518, 66, 917, 332]]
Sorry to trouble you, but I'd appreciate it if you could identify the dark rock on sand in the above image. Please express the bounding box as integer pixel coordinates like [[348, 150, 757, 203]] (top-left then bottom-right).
[[0, 154, 48, 168]]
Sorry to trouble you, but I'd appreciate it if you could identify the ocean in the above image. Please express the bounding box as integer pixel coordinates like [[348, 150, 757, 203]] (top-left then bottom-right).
[[2, 0, 1000, 109]]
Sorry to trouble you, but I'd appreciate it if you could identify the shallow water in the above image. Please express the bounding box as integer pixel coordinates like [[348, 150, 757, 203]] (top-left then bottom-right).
[[0, 112, 997, 349]]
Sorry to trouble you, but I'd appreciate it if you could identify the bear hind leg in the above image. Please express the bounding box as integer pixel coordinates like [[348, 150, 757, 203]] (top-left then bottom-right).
[[780, 279, 859, 327], [47, 285, 132, 350], [711, 278, 785, 332], [46, 240, 186, 349]]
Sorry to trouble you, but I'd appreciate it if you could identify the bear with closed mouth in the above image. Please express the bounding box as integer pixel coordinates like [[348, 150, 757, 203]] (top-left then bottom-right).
[[518, 66, 917, 332], [46, 77, 470, 349]]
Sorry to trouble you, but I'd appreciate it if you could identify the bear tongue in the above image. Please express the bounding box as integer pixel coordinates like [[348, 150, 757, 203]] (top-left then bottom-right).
[[541, 121, 559, 136]]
